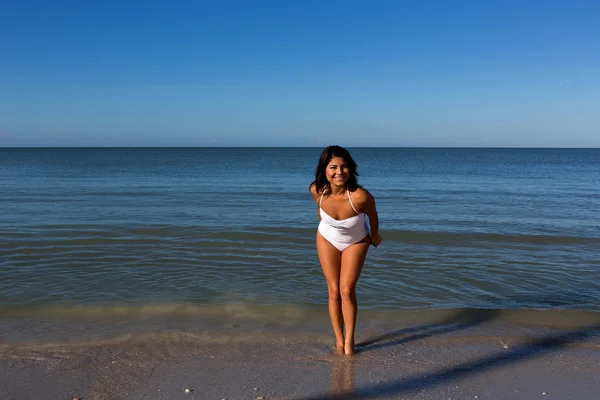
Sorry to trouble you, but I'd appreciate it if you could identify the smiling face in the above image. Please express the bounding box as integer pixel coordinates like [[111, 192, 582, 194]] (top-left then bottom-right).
[[325, 156, 350, 188], [312, 145, 360, 195]]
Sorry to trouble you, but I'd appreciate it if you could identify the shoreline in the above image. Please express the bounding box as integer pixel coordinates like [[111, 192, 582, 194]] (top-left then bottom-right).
[[2, 306, 600, 346], [1, 323, 599, 400], [2, 308, 599, 399]]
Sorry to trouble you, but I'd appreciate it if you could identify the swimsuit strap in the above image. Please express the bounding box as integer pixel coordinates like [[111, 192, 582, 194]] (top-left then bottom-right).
[[319, 190, 325, 206], [347, 190, 359, 214]]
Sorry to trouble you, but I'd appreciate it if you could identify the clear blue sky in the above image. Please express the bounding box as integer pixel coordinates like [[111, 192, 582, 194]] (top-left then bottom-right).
[[1, 0, 599, 147]]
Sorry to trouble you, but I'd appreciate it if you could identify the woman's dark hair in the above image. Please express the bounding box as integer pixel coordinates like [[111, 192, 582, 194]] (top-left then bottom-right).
[[310, 145, 360, 195]]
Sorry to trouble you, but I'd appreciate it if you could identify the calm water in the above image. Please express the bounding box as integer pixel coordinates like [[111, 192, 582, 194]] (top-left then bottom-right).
[[1, 147, 599, 342]]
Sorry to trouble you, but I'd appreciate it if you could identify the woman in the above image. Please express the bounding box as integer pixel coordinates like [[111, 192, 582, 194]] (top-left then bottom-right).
[[309, 145, 382, 355]]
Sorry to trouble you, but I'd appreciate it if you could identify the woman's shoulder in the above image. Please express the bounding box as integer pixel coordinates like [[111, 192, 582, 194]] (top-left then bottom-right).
[[349, 187, 371, 203], [309, 183, 321, 200]]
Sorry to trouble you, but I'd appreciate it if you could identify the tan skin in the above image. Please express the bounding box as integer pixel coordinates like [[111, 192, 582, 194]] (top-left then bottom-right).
[[310, 156, 382, 355]]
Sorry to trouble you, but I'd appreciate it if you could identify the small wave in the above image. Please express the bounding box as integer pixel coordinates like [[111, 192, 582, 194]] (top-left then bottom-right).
[[382, 230, 599, 246]]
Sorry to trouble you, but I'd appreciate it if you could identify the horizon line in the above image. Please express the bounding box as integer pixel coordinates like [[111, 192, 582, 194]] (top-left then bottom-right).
[[1, 145, 599, 150]]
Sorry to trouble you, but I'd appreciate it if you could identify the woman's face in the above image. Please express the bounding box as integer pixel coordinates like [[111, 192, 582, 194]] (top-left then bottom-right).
[[325, 156, 349, 187]]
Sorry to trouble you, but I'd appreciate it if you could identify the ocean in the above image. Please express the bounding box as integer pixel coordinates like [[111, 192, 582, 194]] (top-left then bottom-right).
[[1, 147, 599, 345]]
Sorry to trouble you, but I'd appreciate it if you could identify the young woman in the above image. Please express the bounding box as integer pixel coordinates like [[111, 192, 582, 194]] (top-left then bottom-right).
[[309, 145, 382, 355]]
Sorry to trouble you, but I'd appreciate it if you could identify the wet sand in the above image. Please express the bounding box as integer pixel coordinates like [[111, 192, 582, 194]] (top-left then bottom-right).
[[1, 321, 599, 400]]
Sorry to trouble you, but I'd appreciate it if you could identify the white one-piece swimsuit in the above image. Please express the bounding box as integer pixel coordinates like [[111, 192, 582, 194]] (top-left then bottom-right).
[[318, 190, 369, 252]]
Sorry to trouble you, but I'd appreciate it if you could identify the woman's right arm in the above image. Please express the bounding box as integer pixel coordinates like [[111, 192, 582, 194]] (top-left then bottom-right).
[[309, 183, 321, 220]]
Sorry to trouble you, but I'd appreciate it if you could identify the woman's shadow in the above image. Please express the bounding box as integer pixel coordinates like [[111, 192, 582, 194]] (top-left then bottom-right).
[[356, 308, 500, 353], [323, 309, 498, 397]]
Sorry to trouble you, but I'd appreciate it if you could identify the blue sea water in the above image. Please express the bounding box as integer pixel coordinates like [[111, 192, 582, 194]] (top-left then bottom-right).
[[0, 147, 599, 343]]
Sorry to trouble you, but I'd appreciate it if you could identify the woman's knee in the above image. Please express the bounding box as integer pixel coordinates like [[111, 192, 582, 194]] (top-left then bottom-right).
[[328, 286, 341, 300], [340, 285, 356, 299]]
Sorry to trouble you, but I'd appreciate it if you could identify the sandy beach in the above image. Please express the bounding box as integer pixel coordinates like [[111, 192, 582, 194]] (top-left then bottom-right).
[[1, 316, 599, 400]]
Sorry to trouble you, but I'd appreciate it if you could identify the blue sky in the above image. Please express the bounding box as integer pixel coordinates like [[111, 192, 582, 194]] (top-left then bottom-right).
[[1, 0, 599, 147]]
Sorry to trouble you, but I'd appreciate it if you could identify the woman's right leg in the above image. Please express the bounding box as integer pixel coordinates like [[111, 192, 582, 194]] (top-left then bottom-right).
[[317, 232, 343, 353], [340, 240, 369, 355]]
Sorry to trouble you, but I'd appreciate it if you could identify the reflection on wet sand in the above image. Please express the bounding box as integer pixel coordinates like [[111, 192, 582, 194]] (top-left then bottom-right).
[[330, 357, 355, 395]]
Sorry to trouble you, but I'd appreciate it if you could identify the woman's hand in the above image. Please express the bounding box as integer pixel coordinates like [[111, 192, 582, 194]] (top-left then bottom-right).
[[370, 233, 382, 248]]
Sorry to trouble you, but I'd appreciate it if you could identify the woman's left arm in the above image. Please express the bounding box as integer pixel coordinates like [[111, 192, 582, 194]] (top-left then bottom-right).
[[361, 189, 382, 247]]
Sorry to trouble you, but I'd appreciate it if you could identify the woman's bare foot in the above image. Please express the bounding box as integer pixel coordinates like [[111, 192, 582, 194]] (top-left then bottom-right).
[[344, 340, 355, 355], [335, 341, 345, 355]]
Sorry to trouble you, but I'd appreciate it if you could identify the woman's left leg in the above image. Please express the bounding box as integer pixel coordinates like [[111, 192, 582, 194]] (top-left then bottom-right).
[[340, 240, 370, 355]]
